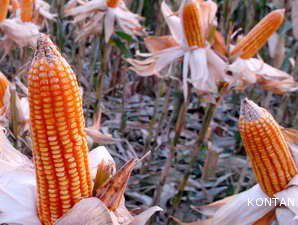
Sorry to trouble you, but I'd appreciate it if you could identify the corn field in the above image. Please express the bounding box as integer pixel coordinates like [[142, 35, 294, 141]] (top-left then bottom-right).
[[1, 0, 298, 225]]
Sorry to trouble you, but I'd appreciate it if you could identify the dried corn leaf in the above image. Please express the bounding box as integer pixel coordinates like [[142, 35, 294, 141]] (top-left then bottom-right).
[[96, 159, 137, 211]]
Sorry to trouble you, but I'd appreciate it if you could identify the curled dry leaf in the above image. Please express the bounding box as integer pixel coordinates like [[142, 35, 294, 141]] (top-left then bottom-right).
[[89, 146, 116, 180], [144, 36, 178, 53], [85, 127, 116, 145], [229, 58, 298, 94], [0, 19, 39, 59], [96, 159, 137, 211], [211, 31, 228, 57], [54, 197, 162, 225], [64, 0, 146, 42], [54, 198, 116, 225], [33, 0, 57, 28], [91, 146, 117, 193]]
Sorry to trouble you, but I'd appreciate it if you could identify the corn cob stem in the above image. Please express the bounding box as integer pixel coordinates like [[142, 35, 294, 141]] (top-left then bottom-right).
[[239, 99, 297, 197], [168, 83, 229, 225], [106, 0, 120, 8], [153, 92, 189, 206], [182, 0, 205, 48], [21, 0, 34, 22], [0, 0, 9, 22], [28, 35, 92, 224], [230, 9, 285, 59]]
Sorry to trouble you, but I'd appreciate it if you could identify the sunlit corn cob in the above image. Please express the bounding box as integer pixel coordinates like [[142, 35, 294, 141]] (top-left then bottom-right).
[[231, 9, 285, 59], [239, 99, 297, 197], [28, 34, 92, 224], [21, 0, 34, 22], [0, 0, 9, 22], [182, 0, 205, 48], [0, 72, 9, 110], [106, 0, 120, 8]]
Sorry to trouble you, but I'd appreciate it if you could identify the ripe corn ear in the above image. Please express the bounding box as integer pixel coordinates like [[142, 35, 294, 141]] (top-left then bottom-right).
[[21, 0, 34, 22], [0, 72, 9, 110], [106, 0, 120, 8], [28, 35, 92, 224], [182, 0, 205, 48], [239, 99, 297, 197], [231, 9, 285, 59], [0, 0, 9, 22]]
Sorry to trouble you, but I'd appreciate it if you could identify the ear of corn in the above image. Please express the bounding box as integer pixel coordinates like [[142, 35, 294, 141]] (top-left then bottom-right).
[[106, 0, 120, 8], [0, 72, 9, 110], [231, 9, 285, 59], [0, 0, 9, 22], [20, 0, 34, 22], [239, 99, 297, 197], [28, 35, 92, 224], [182, 0, 205, 48]]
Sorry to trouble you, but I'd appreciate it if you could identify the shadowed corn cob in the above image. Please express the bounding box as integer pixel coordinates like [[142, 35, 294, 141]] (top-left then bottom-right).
[[106, 0, 120, 8], [239, 99, 297, 197], [0, 72, 9, 110], [0, 0, 9, 22], [28, 35, 92, 224], [182, 0, 205, 48], [231, 9, 285, 59], [21, 0, 34, 22]]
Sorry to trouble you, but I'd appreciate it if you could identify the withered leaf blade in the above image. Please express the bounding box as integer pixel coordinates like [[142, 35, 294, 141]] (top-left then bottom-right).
[[54, 198, 116, 225], [96, 159, 137, 211]]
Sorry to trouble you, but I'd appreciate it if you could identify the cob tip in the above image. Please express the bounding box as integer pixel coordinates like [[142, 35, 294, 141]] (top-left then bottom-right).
[[34, 34, 60, 59], [275, 8, 286, 17], [240, 98, 266, 121]]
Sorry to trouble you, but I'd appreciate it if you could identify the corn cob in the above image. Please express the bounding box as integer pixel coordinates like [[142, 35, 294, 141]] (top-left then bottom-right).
[[28, 35, 92, 224], [20, 0, 34, 22], [0, 72, 9, 110], [0, 0, 9, 22], [239, 99, 297, 197], [106, 0, 120, 8], [231, 9, 285, 59], [182, 0, 205, 48]]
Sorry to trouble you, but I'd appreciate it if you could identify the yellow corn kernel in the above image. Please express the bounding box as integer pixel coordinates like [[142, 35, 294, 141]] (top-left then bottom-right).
[[0, 0, 9, 22], [239, 99, 297, 197], [231, 9, 285, 59], [20, 0, 34, 22], [28, 35, 92, 224], [182, 0, 205, 48], [106, 0, 120, 8], [0, 72, 9, 110]]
